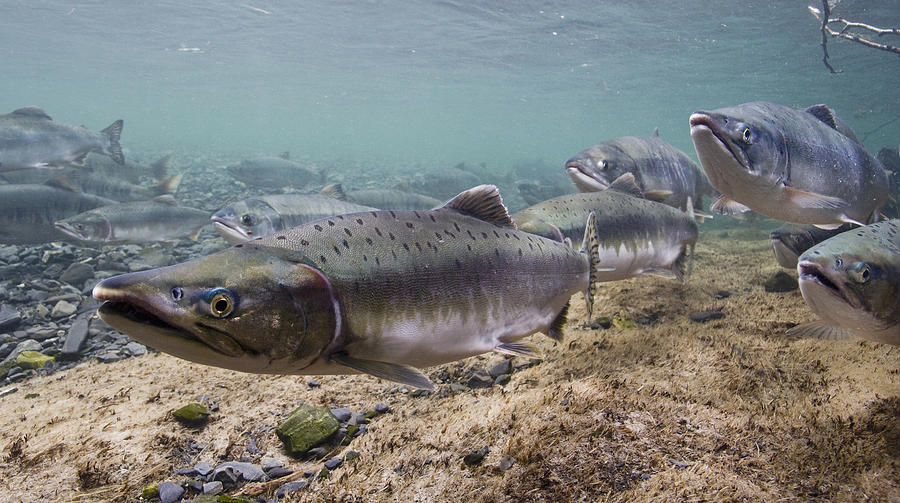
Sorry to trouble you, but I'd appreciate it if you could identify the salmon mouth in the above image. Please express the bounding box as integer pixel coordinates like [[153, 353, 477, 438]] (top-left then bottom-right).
[[798, 261, 839, 294], [565, 159, 609, 191], [211, 218, 251, 244], [689, 113, 750, 171]]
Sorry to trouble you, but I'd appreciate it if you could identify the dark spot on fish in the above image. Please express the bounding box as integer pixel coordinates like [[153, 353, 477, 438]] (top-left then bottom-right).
[[528, 243, 534, 250], [403, 243, 410, 251], [356, 218, 364, 225], [505, 233, 510, 238], [375, 227, 383, 236], [375, 257, 380, 265], [389, 232, 396, 240], [344, 228, 352, 237], [406, 222, 414, 229], [365, 237, 373, 245], [513, 234, 520, 240], [415, 242, 422, 252], [481, 232, 488, 239], [467, 230, 476, 240], [354, 281, 360, 293], [363, 255, 368, 262], [494, 248, 500, 257], [391, 250, 397, 259], [429, 215, 436, 222], [328, 220, 335, 226], [413, 211, 421, 219], [390, 211, 397, 219], [493, 231, 500, 238], [276, 235, 286, 240], [337, 215, 345, 220], [333, 245, 341, 255], [467, 244, 472, 251], [455, 259, 461, 267], [445, 230, 455, 238], [454, 223, 461, 232], [518, 248, 523, 256], [435, 232, 442, 240], [314, 224, 323, 231], [320, 255, 327, 263], [235, 244, 244, 248], [342, 239, 350, 249], [301, 239, 309, 246]]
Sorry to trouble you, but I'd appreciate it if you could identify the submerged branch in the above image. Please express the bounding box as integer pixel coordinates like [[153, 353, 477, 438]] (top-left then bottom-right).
[[809, 3, 900, 73]]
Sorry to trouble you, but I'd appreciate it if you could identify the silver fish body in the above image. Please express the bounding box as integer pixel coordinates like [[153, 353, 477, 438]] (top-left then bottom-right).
[[211, 194, 376, 244], [226, 157, 318, 189], [565, 131, 712, 212], [789, 219, 900, 345], [0, 184, 117, 244], [55, 196, 210, 244], [689, 101, 888, 228], [0, 107, 123, 171], [769, 223, 854, 269], [92, 186, 602, 389], [513, 178, 697, 282]]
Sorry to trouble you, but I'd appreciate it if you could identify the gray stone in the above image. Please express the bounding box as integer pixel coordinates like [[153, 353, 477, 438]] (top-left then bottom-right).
[[50, 300, 77, 319], [349, 412, 368, 426], [213, 461, 266, 483], [463, 446, 489, 466], [95, 352, 125, 364], [195, 461, 213, 477], [498, 455, 516, 471], [0, 306, 21, 332], [467, 370, 493, 389], [158, 481, 184, 503], [494, 374, 511, 386], [489, 359, 512, 378], [266, 467, 293, 479], [61, 316, 90, 356], [0, 342, 16, 360], [330, 407, 352, 422], [450, 383, 470, 392], [123, 341, 147, 356], [374, 403, 391, 414], [27, 325, 59, 341], [261, 456, 284, 472], [324, 457, 343, 470], [60, 263, 94, 286], [690, 310, 725, 323], [275, 480, 309, 498], [276, 404, 340, 456], [202, 481, 223, 495], [765, 271, 799, 293]]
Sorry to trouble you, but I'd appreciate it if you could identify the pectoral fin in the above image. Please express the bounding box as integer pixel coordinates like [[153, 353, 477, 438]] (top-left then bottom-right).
[[710, 196, 751, 215], [642, 190, 674, 203], [331, 353, 434, 390], [782, 187, 848, 209], [494, 341, 542, 358], [786, 320, 854, 340]]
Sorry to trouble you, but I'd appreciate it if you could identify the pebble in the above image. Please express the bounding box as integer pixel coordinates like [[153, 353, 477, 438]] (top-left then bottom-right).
[[0, 306, 21, 332], [275, 404, 340, 456], [689, 311, 725, 323], [50, 300, 77, 319], [158, 481, 184, 503], [123, 341, 147, 356], [494, 374, 511, 386], [260, 456, 284, 472], [212, 461, 266, 483], [61, 316, 90, 356], [95, 352, 126, 364], [0, 339, 42, 368], [488, 359, 512, 378], [467, 370, 493, 389], [463, 447, 489, 466], [195, 461, 214, 477], [275, 480, 309, 498], [59, 263, 94, 285], [266, 467, 293, 479], [374, 403, 391, 414], [498, 456, 516, 471], [330, 407, 352, 422], [324, 457, 343, 470], [202, 481, 223, 495], [765, 271, 799, 293]]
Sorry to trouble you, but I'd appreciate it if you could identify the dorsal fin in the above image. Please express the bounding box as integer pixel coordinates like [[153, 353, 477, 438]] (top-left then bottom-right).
[[607, 173, 643, 198], [151, 154, 173, 179], [441, 185, 516, 229], [320, 183, 347, 201], [652, 127, 659, 137], [153, 194, 178, 205], [12, 107, 52, 120], [46, 175, 80, 193], [805, 104, 838, 130]]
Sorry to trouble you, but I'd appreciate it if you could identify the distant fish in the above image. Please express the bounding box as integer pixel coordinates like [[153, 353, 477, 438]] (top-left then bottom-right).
[[769, 223, 854, 269], [211, 192, 376, 244], [321, 183, 442, 211], [788, 219, 900, 345], [86, 153, 173, 185], [0, 107, 123, 172], [406, 163, 483, 200], [0, 183, 117, 244], [226, 156, 319, 189], [513, 174, 698, 281], [690, 101, 888, 229], [92, 185, 603, 389], [565, 129, 713, 213], [55, 195, 210, 244]]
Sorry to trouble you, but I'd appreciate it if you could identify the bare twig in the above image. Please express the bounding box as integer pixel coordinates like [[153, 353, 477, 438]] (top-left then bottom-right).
[[809, 3, 900, 72]]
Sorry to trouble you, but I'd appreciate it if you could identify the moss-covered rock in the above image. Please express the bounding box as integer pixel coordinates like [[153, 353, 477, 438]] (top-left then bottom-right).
[[276, 404, 340, 456], [612, 313, 636, 330], [14, 350, 54, 370], [172, 403, 210, 427], [141, 484, 159, 500]]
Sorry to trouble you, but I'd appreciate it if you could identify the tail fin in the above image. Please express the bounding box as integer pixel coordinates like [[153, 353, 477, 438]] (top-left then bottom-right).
[[155, 173, 183, 196], [101, 120, 124, 165], [579, 211, 601, 321]]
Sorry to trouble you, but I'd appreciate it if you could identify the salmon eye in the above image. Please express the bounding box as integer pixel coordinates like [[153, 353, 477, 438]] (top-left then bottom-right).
[[171, 287, 184, 300], [741, 127, 752, 143], [598, 160, 608, 171], [209, 289, 235, 317], [241, 214, 254, 225]]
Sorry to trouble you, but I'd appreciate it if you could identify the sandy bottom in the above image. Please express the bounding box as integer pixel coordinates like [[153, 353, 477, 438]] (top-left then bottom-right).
[[0, 227, 897, 503]]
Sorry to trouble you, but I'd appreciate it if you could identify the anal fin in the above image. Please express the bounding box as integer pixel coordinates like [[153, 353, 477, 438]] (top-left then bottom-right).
[[546, 301, 569, 341], [495, 341, 542, 359], [786, 320, 855, 340], [330, 353, 434, 390], [710, 195, 751, 215]]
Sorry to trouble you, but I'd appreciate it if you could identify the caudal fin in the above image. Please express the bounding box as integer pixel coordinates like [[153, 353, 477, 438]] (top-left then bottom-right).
[[579, 211, 601, 321], [101, 120, 125, 165]]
